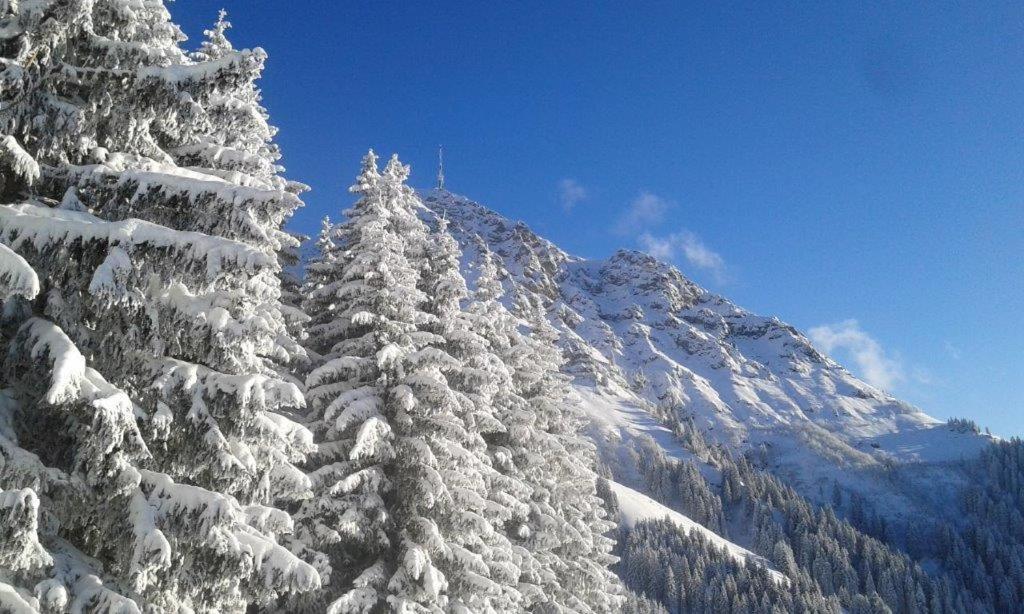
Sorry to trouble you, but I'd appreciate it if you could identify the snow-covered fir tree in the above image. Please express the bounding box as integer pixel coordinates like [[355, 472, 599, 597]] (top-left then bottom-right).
[[301, 215, 342, 366], [457, 239, 623, 612], [298, 151, 413, 610], [414, 214, 530, 611], [507, 296, 623, 612], [298, 160, 626, 611], [0, 2, 318, 611], [186, 8, 312, 385], [299, 152, 517, 612]]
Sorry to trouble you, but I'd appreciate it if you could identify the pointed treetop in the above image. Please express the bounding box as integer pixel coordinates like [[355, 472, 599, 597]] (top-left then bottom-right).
[[473, 237, 504, 303], [315, 215, 336, 261], [196, 9, 233, 60], [214, 8, 231, 31], [383, 153, 410, 184], [435, 209, 450, 233], [317, 215, 334, 243], [350, 149, 380, 193]]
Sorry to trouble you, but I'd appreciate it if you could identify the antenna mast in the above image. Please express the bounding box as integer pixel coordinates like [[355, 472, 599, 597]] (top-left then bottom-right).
[[437, 145, 445, 191]]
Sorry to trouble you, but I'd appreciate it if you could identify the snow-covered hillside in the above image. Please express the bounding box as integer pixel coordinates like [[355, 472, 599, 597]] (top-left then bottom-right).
[[421, 189, 992, 509], [608, 480, 787, 584]]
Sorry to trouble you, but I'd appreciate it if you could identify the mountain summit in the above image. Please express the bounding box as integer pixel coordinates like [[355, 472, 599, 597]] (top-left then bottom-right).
[[422, 188, 991, 501]]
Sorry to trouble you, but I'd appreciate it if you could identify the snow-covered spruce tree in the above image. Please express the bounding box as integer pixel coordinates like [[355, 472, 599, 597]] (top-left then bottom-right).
[[0, 2, 318, 611], [416, 214, 529, 611], [187, 9, 312, 386], [508, 296, 623, 613], [462, 241, 623, 612], [379, 156, 520, 612], [460, 243, 551, 606], [301, 215, 342, 366], [299, 152, 522, 612], [297, 152, 412, 610]]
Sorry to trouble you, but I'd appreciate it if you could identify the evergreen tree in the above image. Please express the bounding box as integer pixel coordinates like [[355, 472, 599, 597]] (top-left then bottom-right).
[[186, 9, 312, 383], [505, 294, 623, 611], [302, 215, 342, 365], [298, 151, 421, 610], [459, 240, 627, 611], [298, 152, 529, 612], [415, 215, 528, 611], [460, 243, 550, 607], [0, 2, 318, 611]]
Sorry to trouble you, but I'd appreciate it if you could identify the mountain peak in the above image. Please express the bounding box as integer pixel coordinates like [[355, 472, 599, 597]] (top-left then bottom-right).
[[419, 190, 990, 485]]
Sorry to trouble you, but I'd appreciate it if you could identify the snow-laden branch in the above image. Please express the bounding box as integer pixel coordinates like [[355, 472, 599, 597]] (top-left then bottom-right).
[[0, 203, 271, 279], [0, 242, 38, 300], [0, 135, 39, 185]]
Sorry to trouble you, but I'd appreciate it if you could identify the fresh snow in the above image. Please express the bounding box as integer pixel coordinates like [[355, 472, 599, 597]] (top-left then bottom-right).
[[608, 480, 787, 584], [578, 386, 698, 463], [863, 424, 993, 464], [0, 203, 272, 278], [0, 242, 39, 300], [0, 135, 40, 186], [0, 581, 37, 614]]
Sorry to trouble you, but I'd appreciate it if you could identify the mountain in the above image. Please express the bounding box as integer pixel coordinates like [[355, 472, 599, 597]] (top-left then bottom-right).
[[421, 188, 992, 517], [417, 188, 1024, 612], [288, 187, 1013, 612]]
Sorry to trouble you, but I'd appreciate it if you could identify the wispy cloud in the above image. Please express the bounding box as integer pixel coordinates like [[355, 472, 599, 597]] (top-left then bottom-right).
[[639, 231, 728, 283], [808, 319, 904, 391], [615, 191, 669, 235], [910, 366, 936, 386], [943, 341, 962, 361], [557, 178, 587, 212], [615, 191, 729, 283]]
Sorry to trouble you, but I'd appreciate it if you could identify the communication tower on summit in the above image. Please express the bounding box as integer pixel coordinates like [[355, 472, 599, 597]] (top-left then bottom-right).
[[437, 145, 445, 191]]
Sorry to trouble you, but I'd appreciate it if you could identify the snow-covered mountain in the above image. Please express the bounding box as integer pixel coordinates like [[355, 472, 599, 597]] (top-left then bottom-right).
[[421, 188, 992, 510], [287, 183, 1012, 612]]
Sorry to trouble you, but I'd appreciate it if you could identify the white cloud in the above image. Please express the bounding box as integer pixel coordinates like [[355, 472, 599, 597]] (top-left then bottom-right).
[[678, 232, 726, 275], [639, 230, 728, 283], [637, 233, 675, 260], [615, 191, 669, 235], [615, 191, 729, 283], [557, 178, 587, 212], [808, 319, 904, 391]]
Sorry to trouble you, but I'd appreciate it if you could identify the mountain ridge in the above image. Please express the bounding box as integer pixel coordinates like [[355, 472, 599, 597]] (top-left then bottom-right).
[[419, 187, 992, 510]]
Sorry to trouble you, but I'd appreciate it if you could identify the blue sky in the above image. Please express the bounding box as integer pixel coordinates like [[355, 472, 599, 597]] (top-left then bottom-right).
[[174, 2, 1024, 436]]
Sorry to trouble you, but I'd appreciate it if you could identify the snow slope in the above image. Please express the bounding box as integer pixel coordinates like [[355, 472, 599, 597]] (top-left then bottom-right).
[[608, 480, 786, 584]]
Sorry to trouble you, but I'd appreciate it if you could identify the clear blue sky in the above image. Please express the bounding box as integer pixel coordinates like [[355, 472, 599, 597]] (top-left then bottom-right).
[[174, 2, 1024, 436]]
